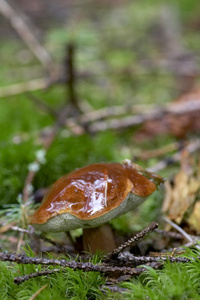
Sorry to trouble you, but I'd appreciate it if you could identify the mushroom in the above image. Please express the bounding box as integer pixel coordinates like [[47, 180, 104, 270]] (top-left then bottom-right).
[[31, 160, 164, 253]]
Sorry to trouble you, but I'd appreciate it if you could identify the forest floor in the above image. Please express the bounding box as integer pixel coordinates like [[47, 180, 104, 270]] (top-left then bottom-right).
[[0, 0, 200, 299]]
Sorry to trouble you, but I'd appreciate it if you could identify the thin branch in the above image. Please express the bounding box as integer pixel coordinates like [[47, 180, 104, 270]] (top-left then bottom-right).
[[26, 93, 58, 117], [105, 222, 158, 259], [0, 79, 48, 98], [100, 284, 129, 294], [0, 252, 146, 277], [0, 71, 91, 99], [65, 43, 80, 111], [0, 0, 54, 73], [88, 100, 200, 133], [0, 250, 197, 285], [163, 217, 193, 243], [114, 251, 193, 266], [29, 284, 48, 300], [15, 270, 60, 284], [78, 104, 153, 124], [137, 142, 180, 160]]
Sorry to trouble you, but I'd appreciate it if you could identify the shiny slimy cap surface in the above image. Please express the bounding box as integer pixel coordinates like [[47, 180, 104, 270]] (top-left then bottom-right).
[[31, 162, 163, 225]]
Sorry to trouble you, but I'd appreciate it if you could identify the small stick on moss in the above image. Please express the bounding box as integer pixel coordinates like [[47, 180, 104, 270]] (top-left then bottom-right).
[[105, 222, 158, 260], [0, 252, 146, 277], [14, 269, 61, 284], [111, 251, 191, 266], [100, 284, 129, 295], [29, 284, 48, 300]]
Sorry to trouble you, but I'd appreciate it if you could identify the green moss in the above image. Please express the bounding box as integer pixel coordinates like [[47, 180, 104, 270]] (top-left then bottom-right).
[[121, 256, 200, 299], [0, 250, 105, 300]]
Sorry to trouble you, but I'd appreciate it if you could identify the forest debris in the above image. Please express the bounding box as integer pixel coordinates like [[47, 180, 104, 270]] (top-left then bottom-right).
[[1, 220, 199, 285], [137, 142, 179, 160], [163, 217, 192, 243], [135, 89, 200, 140], [113, 251, 192, 265], [88, 99, 200, 133], [0, 252, 146, 278], [0, 250, 195, 285], [163, 172, 196, 223], [100, 283, 129, 294], [148, 139, 200, 173], [29, 284, 48, 300], [26, 93, 58, 117], [105, 222, 158, 260], [15, 270, 60, 284], [0, 0, 55, 74], [65, 43, 81, 112], [162, 151, 200, 231], [0, 78, 48, 98]]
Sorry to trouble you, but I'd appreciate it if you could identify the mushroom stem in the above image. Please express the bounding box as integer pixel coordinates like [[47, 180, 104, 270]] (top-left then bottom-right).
[[82, 224, 116, 254]]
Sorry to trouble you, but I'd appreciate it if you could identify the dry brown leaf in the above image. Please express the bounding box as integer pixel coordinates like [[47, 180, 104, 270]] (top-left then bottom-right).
[[162, 151, 200, 229]]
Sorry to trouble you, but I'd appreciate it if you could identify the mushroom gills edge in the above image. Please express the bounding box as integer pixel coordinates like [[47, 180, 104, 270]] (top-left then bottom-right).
[[33, 191, 148, 232]]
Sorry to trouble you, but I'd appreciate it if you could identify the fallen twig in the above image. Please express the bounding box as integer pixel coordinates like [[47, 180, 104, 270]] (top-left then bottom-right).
[[65, 43, 80, 111], [136, 142, 180, 160], [15, 269, 60, 284], [0, 248, 198, 285], [105, 222, 158, 260], [88, 100, 200, 133], [113, 251, 193, 266], [100, 284, 129, 294], [0, 0, 55, 73], [0, 252, 146, 277], [163, 217, 193, 243], [29, 284, 48, 300], [78, 104, 153, 124], [26, 93, 58, 117], [0, 78, 48, 98]]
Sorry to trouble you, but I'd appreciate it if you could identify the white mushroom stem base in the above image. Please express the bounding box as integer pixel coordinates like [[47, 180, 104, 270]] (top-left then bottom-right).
[[82, 224, 116, 254]]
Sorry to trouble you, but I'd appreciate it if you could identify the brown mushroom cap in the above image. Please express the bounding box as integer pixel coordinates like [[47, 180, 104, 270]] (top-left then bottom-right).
[[31, 162, 163, 232]]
